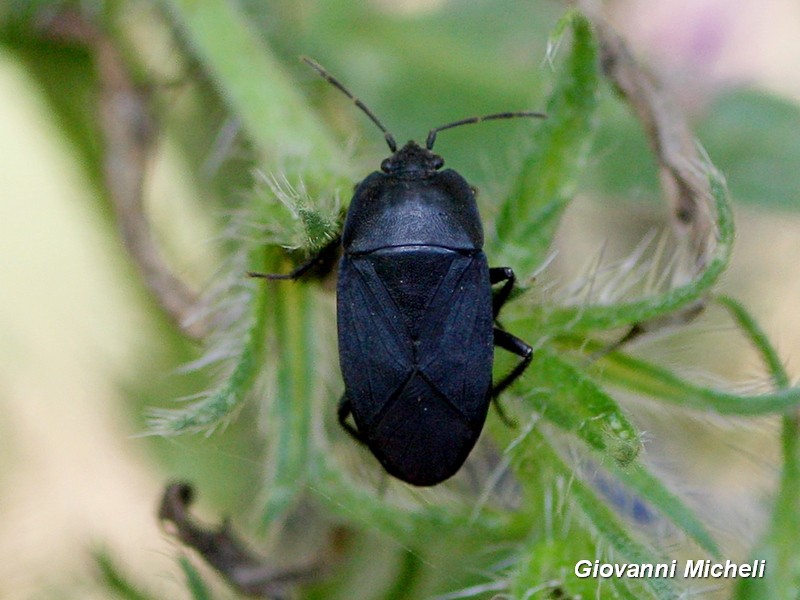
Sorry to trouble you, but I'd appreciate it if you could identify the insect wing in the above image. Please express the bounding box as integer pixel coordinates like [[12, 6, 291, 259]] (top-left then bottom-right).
[[336, 254, 415, 427], [336, 251, 494, 485], [417, 252, 494, 424]]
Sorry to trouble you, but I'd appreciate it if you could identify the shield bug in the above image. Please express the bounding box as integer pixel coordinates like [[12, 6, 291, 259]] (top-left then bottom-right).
[[254, 58, 542, 486]]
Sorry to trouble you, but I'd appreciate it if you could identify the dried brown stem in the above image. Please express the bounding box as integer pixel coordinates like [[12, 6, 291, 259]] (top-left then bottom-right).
[[585, 10, 716, 275], [40, 10, 209, 339], [577, 5, 722, 339], [159, 482, 325, 598]]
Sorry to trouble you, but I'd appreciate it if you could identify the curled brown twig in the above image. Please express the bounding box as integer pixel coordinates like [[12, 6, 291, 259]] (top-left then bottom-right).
[[39, 10, 209, 339], [585, 9, 716, 274], [578, 5, 721, 341], [159, 482, 324, 598]]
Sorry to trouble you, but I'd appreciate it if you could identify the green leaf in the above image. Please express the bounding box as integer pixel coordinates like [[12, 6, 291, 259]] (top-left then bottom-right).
[[0, 21, 105, 189], [570, 472, 678, 600], [506, 430, 675, 600], [597, 349, 800, 415], [513, 538, 649, 599], [490, 11, 599, 278], [722, 297, 800, 599], [261, 280, 316, 524], [717, 296, 790, 389], [94, 550, 160, 600], [587, 89, 800, 214], [525, 346, 641, 465], [146, 255, 270, 435], [698, 90, 800, 211], [603, 461, 721, 558], [584, 95, 660, 203], [526, 169, 733, 335], [518, 347, 720, 558], [160, 0, 347, 184], [160, 0, 347, 256], [179, 556, 214, 600], [310, 454, 516, 547]]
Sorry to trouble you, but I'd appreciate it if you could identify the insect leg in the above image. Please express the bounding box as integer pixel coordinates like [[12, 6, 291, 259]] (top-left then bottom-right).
[[489, 266, 516, 318], [492, 327, 533, 398], [337, 395, 365, 443], [248, 235, 341, 281], [490, 328, 533, 425]]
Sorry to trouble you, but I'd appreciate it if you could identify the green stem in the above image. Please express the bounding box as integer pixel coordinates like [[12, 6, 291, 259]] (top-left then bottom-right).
[[160, 0, 343, 171]]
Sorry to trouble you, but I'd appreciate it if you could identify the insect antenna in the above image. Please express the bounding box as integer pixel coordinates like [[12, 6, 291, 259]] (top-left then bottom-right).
[[301, 56, 398, 153], [426, 111, 546, 150]]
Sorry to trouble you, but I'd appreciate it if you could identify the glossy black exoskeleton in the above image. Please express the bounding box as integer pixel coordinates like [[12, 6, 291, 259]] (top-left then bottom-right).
[[256, 58, 542, 486]]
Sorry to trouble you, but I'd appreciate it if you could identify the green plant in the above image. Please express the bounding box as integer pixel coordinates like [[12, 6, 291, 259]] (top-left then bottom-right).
[[4, 1, 800, 598]]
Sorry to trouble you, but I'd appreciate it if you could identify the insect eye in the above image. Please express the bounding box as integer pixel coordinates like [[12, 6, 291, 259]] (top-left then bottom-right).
[[432, 156, 444, 170], [380, 157, 393, 172]]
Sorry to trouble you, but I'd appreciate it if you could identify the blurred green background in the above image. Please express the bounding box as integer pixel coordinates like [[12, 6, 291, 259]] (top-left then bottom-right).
[[1, 0, 800, 598]]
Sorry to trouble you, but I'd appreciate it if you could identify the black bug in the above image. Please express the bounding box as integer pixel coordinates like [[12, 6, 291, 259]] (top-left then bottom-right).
[[254, 58, 542, 486]]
